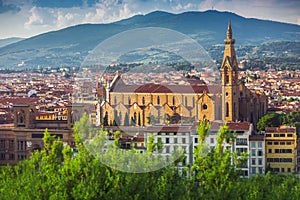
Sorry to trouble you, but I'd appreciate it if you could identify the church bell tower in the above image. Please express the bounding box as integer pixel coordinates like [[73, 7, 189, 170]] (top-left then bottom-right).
[[221, 21, 239, 122]]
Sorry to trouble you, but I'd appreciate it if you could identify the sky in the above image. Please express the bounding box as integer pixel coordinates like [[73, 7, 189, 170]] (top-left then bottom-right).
[[0, 0, 299, 39]]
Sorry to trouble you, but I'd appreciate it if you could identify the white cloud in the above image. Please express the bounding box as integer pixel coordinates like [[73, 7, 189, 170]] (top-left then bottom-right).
[[57, 12, 75, 28], [22, 0, 142, 34], [84, 0, 138, 23], [24, 7, 44, 29], [198, 0, 216, 11], [173, 3, 195, 11]]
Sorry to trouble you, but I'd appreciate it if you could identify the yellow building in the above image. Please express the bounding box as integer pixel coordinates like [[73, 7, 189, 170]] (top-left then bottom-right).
[[265, 126, 297, 174], [100, 22, 267, 126], [36, 112, 55, 120]]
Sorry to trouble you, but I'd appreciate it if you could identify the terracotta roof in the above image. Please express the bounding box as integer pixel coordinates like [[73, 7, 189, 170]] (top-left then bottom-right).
[[227, 122, 251, 130], [249, 134, 264, 141], [112, 83, 221, 94], [209, 121, 224, 130], [0, 97, 39, 105], [265, 126, 296, 133], [209, 121, 251, 131], [145, 124, 192, 132]]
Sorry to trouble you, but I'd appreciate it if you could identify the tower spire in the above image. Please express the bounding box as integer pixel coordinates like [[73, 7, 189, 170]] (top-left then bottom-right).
[[227, 20, 232, 39], [221, 20, 239, 122]]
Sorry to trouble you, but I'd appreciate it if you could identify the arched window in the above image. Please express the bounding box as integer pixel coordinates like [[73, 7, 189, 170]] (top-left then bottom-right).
[[226, 102, 229, 117], [157, 96, 160, 105]]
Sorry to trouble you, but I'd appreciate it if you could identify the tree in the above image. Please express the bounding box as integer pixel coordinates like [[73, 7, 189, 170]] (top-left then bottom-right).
[[282, 111, 300, 126], [197, 117, 210, 144], [257, 113, 282, 131], [191, 120, 249, 199], [1, 115, 300, 199]]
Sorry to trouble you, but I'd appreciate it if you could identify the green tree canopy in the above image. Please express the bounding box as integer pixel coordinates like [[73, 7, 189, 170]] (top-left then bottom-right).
[[257, 113, 282, 131], [0, 115, 299, 199]]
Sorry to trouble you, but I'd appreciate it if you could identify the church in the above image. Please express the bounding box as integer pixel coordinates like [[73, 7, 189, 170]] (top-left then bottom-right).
[[100, 22, 268, 127]]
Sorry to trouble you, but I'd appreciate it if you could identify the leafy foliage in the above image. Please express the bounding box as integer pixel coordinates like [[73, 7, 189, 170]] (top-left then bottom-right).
[[0, 116, 299, 199], [257, 113, 282, 131], [257, 111, 300, 131]]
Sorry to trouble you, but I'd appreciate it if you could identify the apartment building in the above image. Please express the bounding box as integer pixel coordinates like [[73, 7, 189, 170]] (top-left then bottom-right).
[[265, 126, 297, 174], [249, 134, 265, 176], [144, 124, 193, 168], [145, 121, 257, 177]]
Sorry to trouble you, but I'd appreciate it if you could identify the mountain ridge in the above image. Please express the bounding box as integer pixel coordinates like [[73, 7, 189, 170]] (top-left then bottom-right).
[[0, 10, 299, 68]]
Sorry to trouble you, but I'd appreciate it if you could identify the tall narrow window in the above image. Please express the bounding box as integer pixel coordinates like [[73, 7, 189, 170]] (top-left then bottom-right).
[[142, 97, 145, 105], [226, 75, 229, 84], [103, 111, 108, 126], [185, 97, 188, 106], [128, 97, 131, 105], [157, 96, 160, 105], [172, 96, 175, 105], [233, 102, 236, 119], [226, 102, 229, 117]]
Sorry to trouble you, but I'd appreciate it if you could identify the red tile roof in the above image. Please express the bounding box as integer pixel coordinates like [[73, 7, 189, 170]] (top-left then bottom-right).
[[0, 97, 39, 105], [249, 134, 264, 141], [227, 122, 251, 130], [209, 121, 251, 131], [145, 124, 192, 132], [112, 83, 221, 94], [265, 126, 296, 133]]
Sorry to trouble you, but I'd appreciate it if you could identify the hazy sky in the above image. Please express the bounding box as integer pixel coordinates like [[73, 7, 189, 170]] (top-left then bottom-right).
[[0, 0, 299, 39]]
